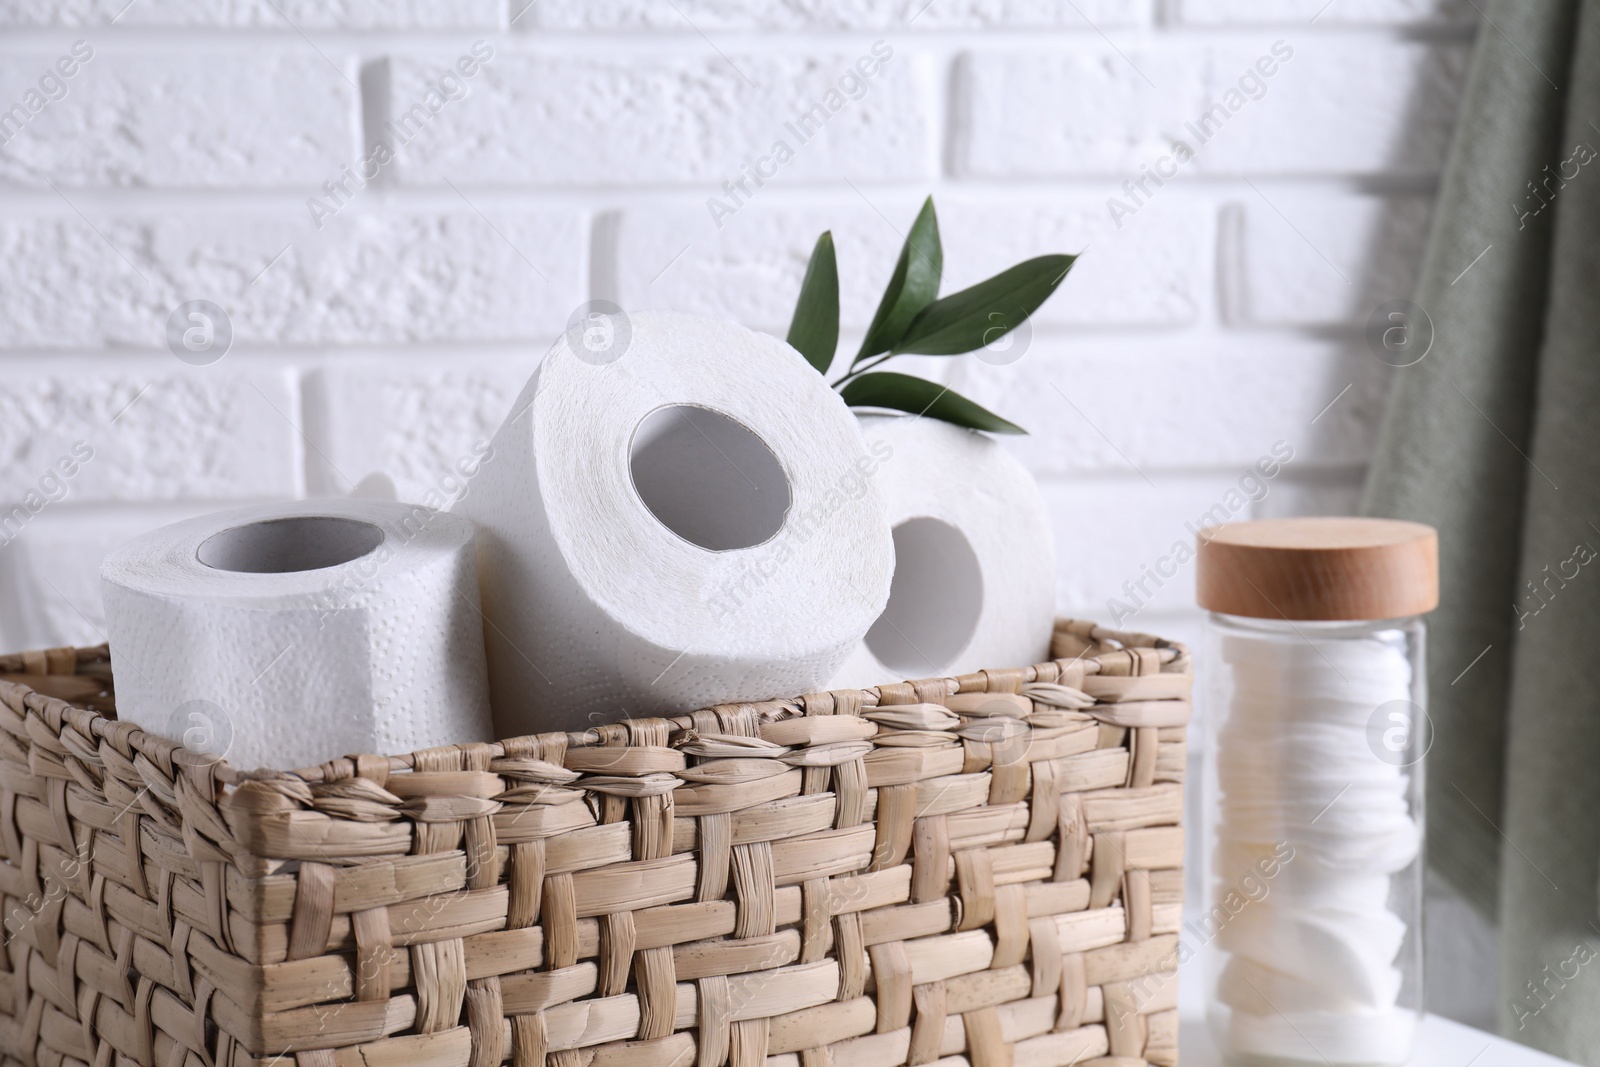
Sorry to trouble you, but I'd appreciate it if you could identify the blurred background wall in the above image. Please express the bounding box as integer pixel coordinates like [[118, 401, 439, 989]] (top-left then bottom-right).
[[0, 0, 1491, 1025]]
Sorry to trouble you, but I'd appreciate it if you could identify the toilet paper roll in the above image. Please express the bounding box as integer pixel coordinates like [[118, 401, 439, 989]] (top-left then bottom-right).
[[825, 414, 1055, 690], [454, 309, 894, 735], [102, 499, 494, 771]]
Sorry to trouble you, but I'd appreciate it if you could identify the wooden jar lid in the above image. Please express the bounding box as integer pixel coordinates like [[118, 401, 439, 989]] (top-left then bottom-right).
[[1196, 517, 1438, 621]]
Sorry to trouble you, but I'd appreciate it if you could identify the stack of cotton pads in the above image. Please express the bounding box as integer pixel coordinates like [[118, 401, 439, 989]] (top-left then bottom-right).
[[1212, 630, 1420, 1063]]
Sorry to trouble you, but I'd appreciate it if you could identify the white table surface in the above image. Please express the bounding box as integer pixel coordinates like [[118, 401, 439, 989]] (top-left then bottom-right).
[[1174, 959, 1577, 1066], [1175, 1010, 1579, 1066]]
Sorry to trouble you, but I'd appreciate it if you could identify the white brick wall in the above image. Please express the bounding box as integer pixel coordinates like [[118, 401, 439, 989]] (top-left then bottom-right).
[[301, 356, 534, 497], [0, 2, 1473, 660], [0, 358, 301, 501], [524, 1, 1151, 31], [1220, 191, 1434, 325], [0, 49, 358, 186], [603, 194, 1206, 334], [0, 208, 585, 347], [382, 50, 939, 186]]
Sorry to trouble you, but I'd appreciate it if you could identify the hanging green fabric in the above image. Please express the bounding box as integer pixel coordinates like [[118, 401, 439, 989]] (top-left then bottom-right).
[[1362, 0, 1600, 1057]]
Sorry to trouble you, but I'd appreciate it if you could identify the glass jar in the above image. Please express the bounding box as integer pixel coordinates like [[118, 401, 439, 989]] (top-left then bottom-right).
[[1195, 519, 1437, 1067]]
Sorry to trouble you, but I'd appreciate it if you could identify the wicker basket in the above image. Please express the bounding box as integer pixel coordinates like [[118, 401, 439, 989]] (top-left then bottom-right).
[[0, 618, 1189, 1067]]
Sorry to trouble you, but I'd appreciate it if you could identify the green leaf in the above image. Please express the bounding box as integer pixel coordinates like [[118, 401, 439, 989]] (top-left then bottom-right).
[[786, 231, 840, 374], [855, 197, 943, 363], [891, 254, 1076, 356], [838, 371, 1026, 435]]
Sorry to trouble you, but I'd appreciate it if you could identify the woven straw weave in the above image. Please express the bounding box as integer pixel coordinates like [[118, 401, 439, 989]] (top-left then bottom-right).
[[0, 619, 1189, 1067]]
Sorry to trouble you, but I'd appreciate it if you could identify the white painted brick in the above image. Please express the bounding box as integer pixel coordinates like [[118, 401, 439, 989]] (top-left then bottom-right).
[[1039, 471, 1260, 617], [0, 503, 221, 653], [603, 193, 1205, 337], [1175, 0, 1471, 24], [947, 333, 1389, 473], [0, 0, 500, 27], [380, 49, 937, 186], [302, 357, 534, 498], [1188, 38, 1469, 175], [954, 46, 1199, 177], [0, 207, 583, 348], [942, 195, 1207, 327], [602, 201, 902, 337], [0, 358, 300, 503], [1251, 468, 1365, 519], [954, 36, 1468, 177], [1222, 192, 1431, 326], [527, 0, 1148, 30], [0, 50, 357, 187]]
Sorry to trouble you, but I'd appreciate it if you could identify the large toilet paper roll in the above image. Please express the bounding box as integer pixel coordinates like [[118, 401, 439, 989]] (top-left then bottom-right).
[[454, 309, 894, 735], [102, 499, 494, 771], [825, 415, 1055, 690]]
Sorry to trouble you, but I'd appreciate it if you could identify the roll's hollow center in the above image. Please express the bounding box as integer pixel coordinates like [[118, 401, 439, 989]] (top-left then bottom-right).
[[197, 516, 385, 573], [865, 517, 984, 675], [628, 405, 792, 551]]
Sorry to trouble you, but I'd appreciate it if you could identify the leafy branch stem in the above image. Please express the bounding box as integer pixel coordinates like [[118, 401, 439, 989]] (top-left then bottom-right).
[[832, 352, 896, 388]]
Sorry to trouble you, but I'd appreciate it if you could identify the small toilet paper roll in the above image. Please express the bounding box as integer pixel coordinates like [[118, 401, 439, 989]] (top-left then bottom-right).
[[825, 414, 1055, 690], [454, 309, 894, 735], [102, 499, 494, 770]]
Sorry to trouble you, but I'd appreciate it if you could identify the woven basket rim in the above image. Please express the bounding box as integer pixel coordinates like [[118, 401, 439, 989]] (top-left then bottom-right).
[[0, 618, 1188, 790]]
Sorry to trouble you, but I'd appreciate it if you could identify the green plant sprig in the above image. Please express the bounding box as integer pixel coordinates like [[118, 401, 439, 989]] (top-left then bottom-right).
[[784, 195, 1076, 435]]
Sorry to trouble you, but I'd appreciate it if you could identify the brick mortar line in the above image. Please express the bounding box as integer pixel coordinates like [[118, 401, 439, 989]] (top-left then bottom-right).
[[0, 178, 1443, 208], [0, 25, 1472, 52], [0, 321, 1404, 359]]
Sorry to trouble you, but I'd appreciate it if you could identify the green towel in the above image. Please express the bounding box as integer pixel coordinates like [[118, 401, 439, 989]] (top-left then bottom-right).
[[1362, 0, 1600, 1055]]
